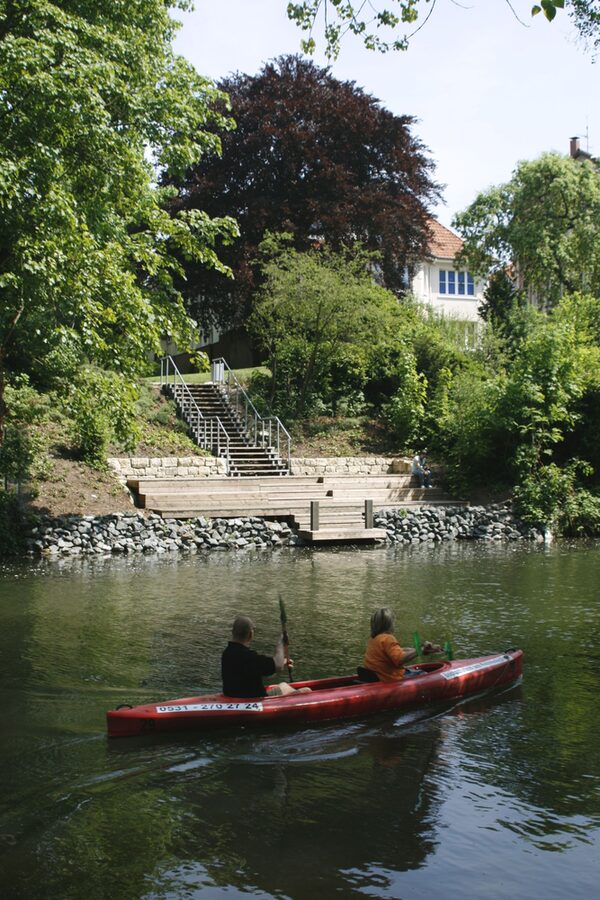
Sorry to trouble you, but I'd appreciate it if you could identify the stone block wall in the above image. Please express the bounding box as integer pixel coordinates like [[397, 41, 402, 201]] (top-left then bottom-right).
[[290, 457, 410, 476], [108, 455, 411, 481], [107, 456, 227, 483]]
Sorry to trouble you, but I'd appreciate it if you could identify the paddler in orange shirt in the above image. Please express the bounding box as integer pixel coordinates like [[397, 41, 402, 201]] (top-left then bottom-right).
[[363, 607, 441, 681]]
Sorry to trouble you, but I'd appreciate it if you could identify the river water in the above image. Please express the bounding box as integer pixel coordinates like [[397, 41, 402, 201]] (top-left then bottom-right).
[[1, 541, 599, 899]]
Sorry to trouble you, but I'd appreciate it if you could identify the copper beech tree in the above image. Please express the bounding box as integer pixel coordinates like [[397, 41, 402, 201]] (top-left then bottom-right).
[[166, 55, 440, 330]]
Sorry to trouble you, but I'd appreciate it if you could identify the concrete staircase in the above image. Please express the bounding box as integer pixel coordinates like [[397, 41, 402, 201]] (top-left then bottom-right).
[[128, 473, 465, 543], [167, 382, 289, 477]]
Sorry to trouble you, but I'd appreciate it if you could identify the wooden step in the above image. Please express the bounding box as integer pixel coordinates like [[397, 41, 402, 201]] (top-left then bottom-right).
[[297, 527, 385, 543]]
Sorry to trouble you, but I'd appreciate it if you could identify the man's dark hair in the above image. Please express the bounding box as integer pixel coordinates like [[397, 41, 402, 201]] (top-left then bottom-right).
[[232, 615, 254, 642]]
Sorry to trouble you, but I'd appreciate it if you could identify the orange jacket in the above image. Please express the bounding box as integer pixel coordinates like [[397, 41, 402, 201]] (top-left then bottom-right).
[[364, 632, 407, 682]]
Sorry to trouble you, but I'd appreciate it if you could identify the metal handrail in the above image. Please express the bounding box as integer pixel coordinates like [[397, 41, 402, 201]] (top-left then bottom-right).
[[212, 357, 291, 472], [160, 356, 230, 473]]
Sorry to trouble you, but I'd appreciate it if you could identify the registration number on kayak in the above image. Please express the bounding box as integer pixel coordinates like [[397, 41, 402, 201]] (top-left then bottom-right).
[[155, 702, 263, 713], [441, 655, 508, 680]]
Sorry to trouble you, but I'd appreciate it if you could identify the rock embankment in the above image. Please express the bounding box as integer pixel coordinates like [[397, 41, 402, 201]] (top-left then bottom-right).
[[24, 502, 544, 558], [375, 503, 545, 543], [26, 513, 296, 557]]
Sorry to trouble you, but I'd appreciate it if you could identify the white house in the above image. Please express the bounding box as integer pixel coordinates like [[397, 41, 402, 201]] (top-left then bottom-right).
[[411, 219, 484, 321]]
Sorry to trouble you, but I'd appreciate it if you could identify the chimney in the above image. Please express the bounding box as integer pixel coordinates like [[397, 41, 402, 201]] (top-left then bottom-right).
[[570, 136, 580, 158]]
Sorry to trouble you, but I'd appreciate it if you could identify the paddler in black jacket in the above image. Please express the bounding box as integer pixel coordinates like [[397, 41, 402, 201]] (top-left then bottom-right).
[[221, 615, 310, 698]]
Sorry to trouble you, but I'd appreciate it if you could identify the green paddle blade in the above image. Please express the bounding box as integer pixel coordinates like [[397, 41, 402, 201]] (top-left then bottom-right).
[[443, 640, 454, 661], [412, 631, 422, 655]]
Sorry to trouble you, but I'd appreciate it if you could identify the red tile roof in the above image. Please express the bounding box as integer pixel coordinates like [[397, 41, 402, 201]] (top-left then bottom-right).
[[426, 219, 464, 260]]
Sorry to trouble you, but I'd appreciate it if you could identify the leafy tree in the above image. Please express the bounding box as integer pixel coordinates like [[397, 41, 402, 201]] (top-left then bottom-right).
[[286, 1, 599, 58], [501, 315, 588, 462], [0, 0, 238, 447], [433, 298, 600, 521], [248, 236, 410, 419], [453, 153, 600, 309], [553, 293, 600, 473], [513, 458, 600, 535], [381, 349, 427, 448], [166, 55, 440, 330], [478, 270, 526, 334]]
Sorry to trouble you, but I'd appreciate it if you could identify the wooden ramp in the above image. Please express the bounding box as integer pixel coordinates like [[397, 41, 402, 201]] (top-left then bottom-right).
[[127, 474, 466, 544]]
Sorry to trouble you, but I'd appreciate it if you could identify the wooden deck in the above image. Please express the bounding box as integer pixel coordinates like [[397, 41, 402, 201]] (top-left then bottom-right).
[[127, 474, 466, 544]]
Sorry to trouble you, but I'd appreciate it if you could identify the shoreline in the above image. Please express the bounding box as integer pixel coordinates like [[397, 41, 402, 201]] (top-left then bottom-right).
[[21, 502, 546, 559]]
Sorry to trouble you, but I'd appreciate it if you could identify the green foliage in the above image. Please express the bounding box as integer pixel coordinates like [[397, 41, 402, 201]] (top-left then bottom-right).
[[188, 350, 210, 374], [0, 0, 238, 453], [286, 1, 419, 57], [381, 351, 427, 448], [0, 377, 51, 483], [67, 369, 140, 467], [428, 290, 600, 509], [454, 153, 600, 308], [249, 237, 407, 419], [532, 1, 565, 23], [513, 456, 600, 535], [554, 292, 600, 345], [501, 315, 587, 457], [434, 369, 511, 494], [0, 424, 45, 484], [285, 2, 596, 59], [135, 384, 189, 434], [479, 270, 527, 334]]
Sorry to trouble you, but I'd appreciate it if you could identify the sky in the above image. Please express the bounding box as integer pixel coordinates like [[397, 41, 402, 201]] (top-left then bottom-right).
[[173, 0, 600, 228]]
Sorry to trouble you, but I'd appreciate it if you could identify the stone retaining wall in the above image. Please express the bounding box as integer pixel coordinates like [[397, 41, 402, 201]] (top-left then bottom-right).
[[107, 456, 227, 482], [375, 503, 545, 544], [290, 456, 409, 475], [24, 502, 544, 558], [107, 455, 410, 482], [26, 513, 296, 557]]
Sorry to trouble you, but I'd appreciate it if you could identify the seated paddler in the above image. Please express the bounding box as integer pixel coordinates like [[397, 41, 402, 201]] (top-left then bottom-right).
[[363, 607, 442, 682], [221, 615, 311, 698]]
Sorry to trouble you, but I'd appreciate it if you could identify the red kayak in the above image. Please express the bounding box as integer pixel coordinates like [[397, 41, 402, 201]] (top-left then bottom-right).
[[107, 650, 522, 737]]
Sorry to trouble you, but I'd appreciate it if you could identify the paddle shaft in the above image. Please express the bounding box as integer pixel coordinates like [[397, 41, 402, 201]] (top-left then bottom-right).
[[279, 595, 294, 682], [281, 629, 293, 682]]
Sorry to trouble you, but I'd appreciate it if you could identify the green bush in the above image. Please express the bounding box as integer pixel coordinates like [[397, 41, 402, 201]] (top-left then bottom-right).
[[0, 425, 43, 483], [72, 402, 112, 468], [513, 457, 600, 535], [381, 351, 427, 449], [0, 379, 51, 485], [560, 489, 600, 537], [68, 368, 140, 466]]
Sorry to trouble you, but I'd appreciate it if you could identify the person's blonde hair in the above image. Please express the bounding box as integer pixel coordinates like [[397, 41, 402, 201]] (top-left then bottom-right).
[[370, 607, 394, 638]]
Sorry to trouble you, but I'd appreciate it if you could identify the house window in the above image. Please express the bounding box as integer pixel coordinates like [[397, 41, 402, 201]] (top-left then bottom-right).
[[439, 270, 476, 297]]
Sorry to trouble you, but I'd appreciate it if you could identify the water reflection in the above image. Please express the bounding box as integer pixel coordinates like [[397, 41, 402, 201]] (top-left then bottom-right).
[[1, 544, 600, 898]]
